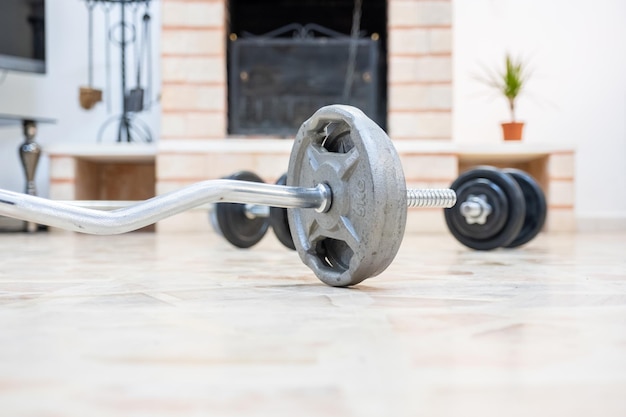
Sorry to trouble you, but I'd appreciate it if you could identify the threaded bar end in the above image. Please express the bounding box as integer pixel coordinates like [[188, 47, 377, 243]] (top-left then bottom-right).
[[406, 189, 457, 208]]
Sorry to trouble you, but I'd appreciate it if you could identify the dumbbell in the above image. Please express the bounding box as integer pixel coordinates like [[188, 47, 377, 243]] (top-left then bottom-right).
[[444, 166, 547, 250], [0, 105, 456, 287], [211, 171, 295, 250]]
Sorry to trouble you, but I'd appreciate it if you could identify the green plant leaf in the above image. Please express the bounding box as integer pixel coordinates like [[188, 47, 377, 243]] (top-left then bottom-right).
[[476, 53, 530, 121]]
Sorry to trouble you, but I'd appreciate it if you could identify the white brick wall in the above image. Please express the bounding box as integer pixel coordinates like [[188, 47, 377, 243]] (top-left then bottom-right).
[[389, 28, 431, 55], [388, 0, 453, 141], [389, 112, 452, 139], [389, 83, 452, 110], [389, 28, 452, 56], [389, 56, 453, 83], [161, 29, 224, 56], [161, 110, 227, 139], [161, 84, 225, 111], [162, 1, 224, 28], [400, 154, 457, 180], [162, 56, 225, 83], [547, 153, 575, 179], [548, 180, 576, 207], [389, 1, 453, 27], [428, 28, 453, 54]]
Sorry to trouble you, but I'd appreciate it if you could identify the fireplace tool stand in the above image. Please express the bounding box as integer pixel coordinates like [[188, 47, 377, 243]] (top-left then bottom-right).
[[83, 0, 154, 143]]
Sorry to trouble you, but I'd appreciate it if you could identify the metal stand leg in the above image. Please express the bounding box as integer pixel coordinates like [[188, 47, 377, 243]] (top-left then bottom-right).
[[18, 120, 42, 232]]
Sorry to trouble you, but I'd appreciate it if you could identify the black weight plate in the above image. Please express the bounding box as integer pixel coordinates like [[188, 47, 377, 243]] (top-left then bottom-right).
[[445, 166, 526, 250], [269, 173, 296, 250], [449, 178, 509, 241], [214, 171, 269, 248], [502, 169, 547, 248]]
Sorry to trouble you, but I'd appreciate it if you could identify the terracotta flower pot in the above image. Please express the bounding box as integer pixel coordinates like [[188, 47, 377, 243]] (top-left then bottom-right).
[[501, 122, 524, 141]]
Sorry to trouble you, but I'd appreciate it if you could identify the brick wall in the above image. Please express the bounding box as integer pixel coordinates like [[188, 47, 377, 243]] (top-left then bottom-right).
[[545, 152, 576, 231], [388, 0, 453, 140], [161, 0, 227, 139]]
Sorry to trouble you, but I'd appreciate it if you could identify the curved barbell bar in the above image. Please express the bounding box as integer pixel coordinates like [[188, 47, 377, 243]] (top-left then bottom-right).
[[0, 180, 331, 235]]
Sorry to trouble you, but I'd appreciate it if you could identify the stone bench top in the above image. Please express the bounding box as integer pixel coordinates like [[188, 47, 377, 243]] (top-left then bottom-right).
[[45, 143, 157, 162], [44, 139, 575, 162]]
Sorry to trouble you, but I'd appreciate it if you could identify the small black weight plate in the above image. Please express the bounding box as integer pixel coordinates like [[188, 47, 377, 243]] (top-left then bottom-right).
[[214, 171, 269, 248], [444, 166, 526, 250], [449, 178, 509, 240], [502, 169, 547, 248], [269, 173, 296, 250]]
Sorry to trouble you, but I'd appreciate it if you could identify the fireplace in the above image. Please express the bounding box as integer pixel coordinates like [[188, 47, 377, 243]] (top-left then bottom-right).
[[161, 0, 453, 140], [228, 23, 384, 135], [227, 0, 388, 135], [158, 0, 457, 232]]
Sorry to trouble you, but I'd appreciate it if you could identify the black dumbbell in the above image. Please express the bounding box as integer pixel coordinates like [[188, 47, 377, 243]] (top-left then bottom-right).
[[444, 166, 547, 250], [211, 171, 296, 250]]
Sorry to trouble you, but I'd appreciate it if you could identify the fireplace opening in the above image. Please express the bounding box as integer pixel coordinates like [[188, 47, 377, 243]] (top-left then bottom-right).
[[227, 0, 387, 136]]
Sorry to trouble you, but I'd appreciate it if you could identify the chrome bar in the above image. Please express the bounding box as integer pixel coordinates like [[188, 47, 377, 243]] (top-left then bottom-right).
[[59, 188, 457, 212], [0, 180, 330, 235], [59, 200, 215, 211], [244, 204, 270, 219]]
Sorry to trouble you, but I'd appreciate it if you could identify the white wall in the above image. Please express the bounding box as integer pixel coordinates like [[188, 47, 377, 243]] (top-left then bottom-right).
[[454, 0, 626, 229], [0, 0, 161, 197]]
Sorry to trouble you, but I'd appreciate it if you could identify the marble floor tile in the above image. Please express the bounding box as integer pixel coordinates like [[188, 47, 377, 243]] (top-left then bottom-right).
[[0, 231, 625, 417]]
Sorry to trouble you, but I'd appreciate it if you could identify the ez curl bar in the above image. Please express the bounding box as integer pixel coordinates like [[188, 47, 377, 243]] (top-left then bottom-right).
[[0, 105, 458, 287]]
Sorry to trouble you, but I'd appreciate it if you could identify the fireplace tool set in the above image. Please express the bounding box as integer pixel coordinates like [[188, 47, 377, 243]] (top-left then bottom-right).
[[79, 0, 154, 143]]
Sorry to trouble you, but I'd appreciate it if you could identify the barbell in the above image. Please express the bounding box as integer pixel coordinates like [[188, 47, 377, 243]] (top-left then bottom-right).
[[0, 105, 457, 286]]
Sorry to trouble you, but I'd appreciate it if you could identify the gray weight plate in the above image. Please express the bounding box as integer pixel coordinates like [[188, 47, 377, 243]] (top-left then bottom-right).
[[287, 105, 407, 287]]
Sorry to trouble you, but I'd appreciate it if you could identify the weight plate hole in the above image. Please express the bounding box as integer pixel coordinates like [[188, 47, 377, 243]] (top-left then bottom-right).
[[315, 238, 353, 272], [321, 122, 354, 154]]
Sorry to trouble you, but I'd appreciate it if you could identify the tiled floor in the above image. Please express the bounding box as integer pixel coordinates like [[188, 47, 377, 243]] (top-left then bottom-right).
[[0, 230, 625, 417]]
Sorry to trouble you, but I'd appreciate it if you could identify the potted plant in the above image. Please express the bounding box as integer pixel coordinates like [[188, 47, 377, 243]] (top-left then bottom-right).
[[481, 54, 531, 141]]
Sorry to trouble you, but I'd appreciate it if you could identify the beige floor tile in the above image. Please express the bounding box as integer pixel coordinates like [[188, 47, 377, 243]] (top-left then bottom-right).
[[0, 231, 625, 417]]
